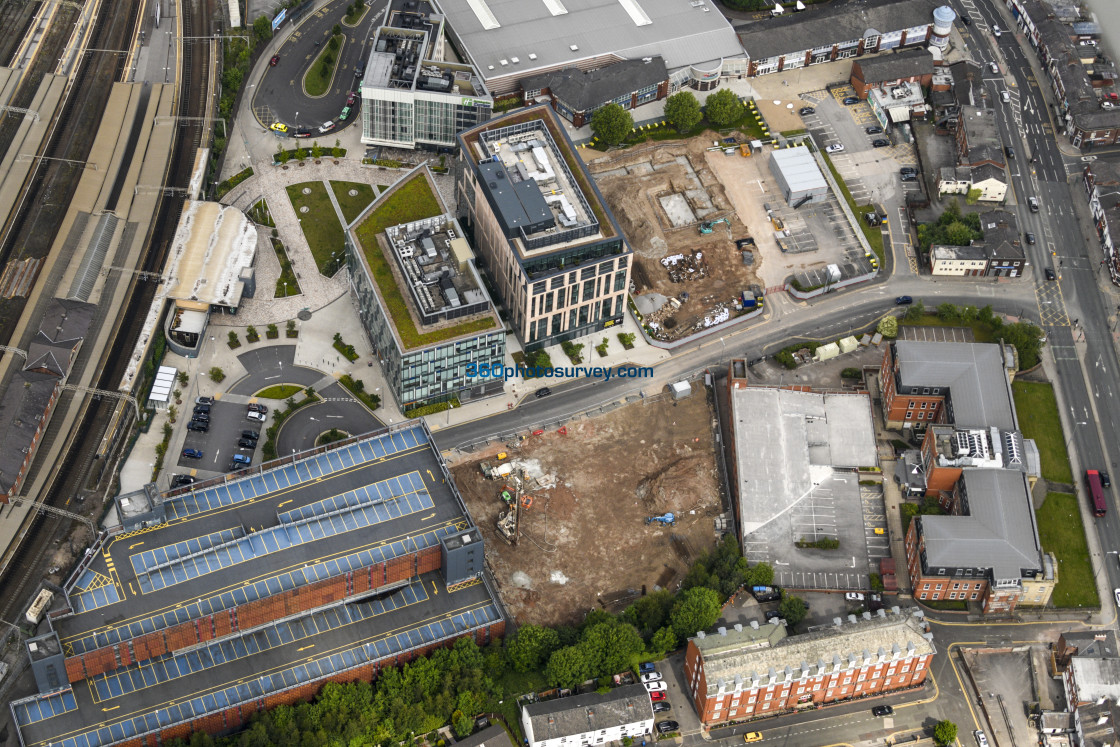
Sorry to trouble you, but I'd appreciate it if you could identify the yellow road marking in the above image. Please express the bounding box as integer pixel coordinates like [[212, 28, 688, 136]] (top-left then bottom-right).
[[129, 582, 136, 596], [432, 580, 439, 595], [102, 706, 119, 712], [278, 499, 293, 508], [426, 469, 435, 481], [297, 644, 315, 652], [129, 542, 144, 550]]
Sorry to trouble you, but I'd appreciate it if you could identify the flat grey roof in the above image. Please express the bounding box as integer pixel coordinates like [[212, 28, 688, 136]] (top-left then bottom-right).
[[892, 341, 1015, 431], [433, 0, 743, 82], [770, 147, 827, 194], [730, 388, 877, 535]]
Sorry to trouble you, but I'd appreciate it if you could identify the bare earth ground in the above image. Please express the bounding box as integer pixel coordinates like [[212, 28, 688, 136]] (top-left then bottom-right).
[[585, 139, 763, 339], [451, 394, 722, 627]]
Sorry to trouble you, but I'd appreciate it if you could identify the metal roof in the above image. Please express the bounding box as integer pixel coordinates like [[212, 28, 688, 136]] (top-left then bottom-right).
[[918, 469, 1042, 580], [769, 147, 828, 194], [433, 0, 743, 82], [892, 340, 1016, 431]]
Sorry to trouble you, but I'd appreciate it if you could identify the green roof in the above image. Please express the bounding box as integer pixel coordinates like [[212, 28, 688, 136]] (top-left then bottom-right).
[[353, 172, 497, 350]]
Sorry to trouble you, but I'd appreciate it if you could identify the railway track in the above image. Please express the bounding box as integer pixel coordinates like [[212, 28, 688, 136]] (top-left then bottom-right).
[[0, 0, 215, 626]]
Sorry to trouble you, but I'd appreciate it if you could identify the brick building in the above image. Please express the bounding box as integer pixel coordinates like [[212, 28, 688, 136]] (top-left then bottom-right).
[[882, 341, 1052, 613], [849, 48, 935, 99], [683, 611, 934, 727]]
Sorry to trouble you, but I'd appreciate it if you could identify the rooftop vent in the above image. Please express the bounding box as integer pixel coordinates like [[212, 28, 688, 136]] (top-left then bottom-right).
[[570, 44, 579, 51], [529, 53, 537, 60], [511, 56, 520, 63], [500, 59, 508, 66]]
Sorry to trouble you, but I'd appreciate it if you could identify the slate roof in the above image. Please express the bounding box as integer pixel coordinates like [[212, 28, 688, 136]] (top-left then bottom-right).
[[523, 685, 653, 741], [520, 57, 668, 112], [738, 0, 939, 61], [853, 47, 935, 83], [960, 107, 1005, 167], [892, 341, 1016, 431], [979, 209, 1022, 260]]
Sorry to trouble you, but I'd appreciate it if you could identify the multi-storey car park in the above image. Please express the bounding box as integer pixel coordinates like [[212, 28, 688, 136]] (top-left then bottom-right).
[[9, 422, 505, 747]]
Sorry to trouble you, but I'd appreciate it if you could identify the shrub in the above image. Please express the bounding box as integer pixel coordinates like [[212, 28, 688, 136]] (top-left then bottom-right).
[[841, 367, 862, 379], [266, 323, 279, 339], [596, 337, 609, 357], [209, 367, 225, 383], [877, 315, 898, 338], [618, 332, 636, 349], [227, 331, 240, 349], [561, 340, 584, 364]]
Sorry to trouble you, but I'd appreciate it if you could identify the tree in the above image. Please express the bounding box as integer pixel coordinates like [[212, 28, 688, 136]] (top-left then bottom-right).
[[664, 91, 702, 134], [621, 590, 675, 638], [506, 624, 560, 673], [933, 720, 958, 747], [209, 367, 225, 383], [903, 298, 925, 321], [581, 621, 645, 675], [332, 23, 342, 35], [778, 595, 808, 627], [546, 645, 591, 688], [744, 561, 774, 588], [669, 586, 722, 640], [311, 141, 323, 158], [650, 626, 677, 654], [704, 88, 743, 128], [252, 15, 273, 45], [590, 103, 633, 146], [877, 315, 898, 338], [944, 220, 976, 246]]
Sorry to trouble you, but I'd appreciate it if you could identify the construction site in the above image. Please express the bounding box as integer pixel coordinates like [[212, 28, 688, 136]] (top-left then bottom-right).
[[451, 390, 726, 627]]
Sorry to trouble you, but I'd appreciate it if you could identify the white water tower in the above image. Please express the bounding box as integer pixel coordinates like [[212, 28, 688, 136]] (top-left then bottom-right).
[[931, 5, 956, 48]]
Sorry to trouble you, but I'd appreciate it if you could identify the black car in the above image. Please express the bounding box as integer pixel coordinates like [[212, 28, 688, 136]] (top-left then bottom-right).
[[652, 701, 672, 713], [798, 107, 815, 115], [872, 705, 894, 717], [900, 166, 918, 175], [238, 438, 258, 449], [961, 14, 971, 24], [1026, 232, 1036, 244], [1103, 471, 1112, 488], [171, 474, 196, 487], [900, 173, 917, 182], [1045, 267, 1056, 281], [1005, 145, 1015, 159], [895, 296, 914, 305], [354, 65, 365, 78], [865, 125, 883, 134], [655, 721, 679, 734], [187, 420, 209, 432], [248, 403, 269, 414], [872, 139, 890, 148], [535, 387, 552, 398], [843, 96, 860, 105], [194, 403, 211, 414], [191, 411, 210, 422], [241, 429, 260, 440]]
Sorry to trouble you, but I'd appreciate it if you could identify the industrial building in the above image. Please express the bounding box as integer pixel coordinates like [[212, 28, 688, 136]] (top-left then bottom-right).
[[361, 0, 493, 150], [768, 146, 828, 207], [9, 423, 505, 747], [737, 0, 948, 77], [521, 685, 654, 747], [879, 341, 1053, 613], [682, 610, 935, 726], [347, 165, 505, 409], [431, 0, 745, 96], [455, 106, 632, 351]]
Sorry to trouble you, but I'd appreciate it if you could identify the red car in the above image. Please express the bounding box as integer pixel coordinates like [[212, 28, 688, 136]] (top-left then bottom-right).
[[346, 91, 357, 105], [270, 55, 280, 66], [650, 691, 667, 702]]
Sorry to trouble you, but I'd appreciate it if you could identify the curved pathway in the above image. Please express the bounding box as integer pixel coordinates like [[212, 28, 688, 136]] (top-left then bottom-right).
[[275, 381, 383, 454]]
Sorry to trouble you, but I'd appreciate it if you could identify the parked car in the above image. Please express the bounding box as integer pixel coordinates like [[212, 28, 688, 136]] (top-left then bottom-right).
[[1103, 470, 1112, 488], [845, 592, 865, 601], [339, 106, 352, 121], [295, 128, 312, 138], [655, 721, 679, 734], [1045, 267, 1056, 281], [171, 474, 196, 487], [241, 429, 260, 440], [825, 143, 845, 154], [318, 120, 336, 133], [346, 91, 357, 105], [652, 701, 671, 713], [187, 420, 209, 432], [872, 139, 890, 148], [975, 730, 990, 747], [865, 125, 883, 134], [248, 403, 268, 414], [641, 672, 664, 684], [961, 14, 970, 24], [247, 410, 267, 422], [895, 296, 914, 305], [232, 453, 251, 466], [194, 403, 211, 413], [798, 107, 815, 115], [1026, 232, 1036, 244], [843, 96, 860, 105], [900, 166, 918, 175], [191, 411, 210, 422], [872, 705, 894, 717], [900, 173, 917, 182], [743, 733, 763, 744], [639, 662, 657, 674], [270, 123, 288, 133], [182, 448, 203, 459], [270, 55, 280, 66], [535, 387, 552, 398], [238, 438, 258, 449], [196, 396, 213, 405], [649, 691, 666, 702], [989, 62, 999, 74], [354, 65, 365, 78], [644, 681, 667, 693]]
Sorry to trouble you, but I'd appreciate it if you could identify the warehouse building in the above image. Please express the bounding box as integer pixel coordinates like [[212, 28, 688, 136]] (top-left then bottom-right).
[[456, 106, 632, 351], [683, 610, 935, 726], [347, 166, 506, 410], [10, 424, 506, 747], [768, 146, 828, 207]]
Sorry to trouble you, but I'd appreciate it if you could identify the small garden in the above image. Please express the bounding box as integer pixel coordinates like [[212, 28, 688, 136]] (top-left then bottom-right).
[[333, 332, 359, 361], [339, 374, 380, 411], [285, 182, 347, 276], [330, 180, 380, 224], [247, 199, 274, 227], [214, 167, 253, 200], [304, 28, 344, 97], [255, 384, 306, 399]]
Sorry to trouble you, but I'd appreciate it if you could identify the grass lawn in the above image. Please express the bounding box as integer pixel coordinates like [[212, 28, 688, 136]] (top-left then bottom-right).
[[1037, 492, 1099, 608], [255, 384, 305, 399], [354, 175, 496, 347], [285, 182, 345, 275], [271, 238, 301, 297], [303, 35, 344, 97], [1012, 380, 1074, 484], [330, 181, 377, 224]]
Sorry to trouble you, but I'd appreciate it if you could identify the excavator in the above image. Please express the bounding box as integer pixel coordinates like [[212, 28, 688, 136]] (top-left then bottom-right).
[[698, 218, 730, 234]]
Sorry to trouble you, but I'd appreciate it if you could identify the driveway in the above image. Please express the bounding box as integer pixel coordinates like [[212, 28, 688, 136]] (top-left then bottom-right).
[[229, 345, 325, 395], [274, 382, 382, 454]]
